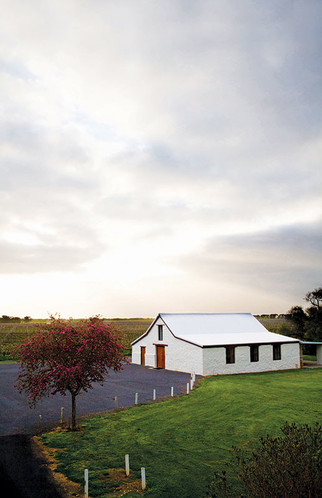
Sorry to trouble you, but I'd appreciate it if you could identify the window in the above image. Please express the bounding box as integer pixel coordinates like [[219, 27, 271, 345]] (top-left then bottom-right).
[[226, 346, 235, 364], [158, 325, 163, 341], [273, 344, 281, 360], [250, 345, 259, 362]]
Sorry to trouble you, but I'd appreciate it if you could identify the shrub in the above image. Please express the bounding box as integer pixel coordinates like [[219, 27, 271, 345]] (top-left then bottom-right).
[[207, 422, 322, 497]]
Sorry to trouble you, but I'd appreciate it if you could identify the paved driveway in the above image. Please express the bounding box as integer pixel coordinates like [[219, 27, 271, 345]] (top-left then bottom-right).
[[0, 362, 197, 436]]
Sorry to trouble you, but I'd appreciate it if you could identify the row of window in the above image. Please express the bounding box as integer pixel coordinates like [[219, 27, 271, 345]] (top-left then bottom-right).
[[226, 344, 281, 364], [157, 325, 282, 363]]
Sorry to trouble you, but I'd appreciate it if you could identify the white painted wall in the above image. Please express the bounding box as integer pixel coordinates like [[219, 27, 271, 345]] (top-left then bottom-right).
[[131, 317, 203, 375], [202, 342, 300, 375]]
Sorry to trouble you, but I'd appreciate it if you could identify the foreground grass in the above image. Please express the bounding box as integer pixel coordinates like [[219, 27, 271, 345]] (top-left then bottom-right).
[[40, 368, 322, 497]]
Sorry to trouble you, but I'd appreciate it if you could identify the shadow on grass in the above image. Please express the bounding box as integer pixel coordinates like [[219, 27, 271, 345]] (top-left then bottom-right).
[[0, 434, 65, 497]]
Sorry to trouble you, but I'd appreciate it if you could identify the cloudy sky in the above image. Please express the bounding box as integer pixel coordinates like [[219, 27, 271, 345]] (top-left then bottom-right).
[[1, 0, 321, 318]]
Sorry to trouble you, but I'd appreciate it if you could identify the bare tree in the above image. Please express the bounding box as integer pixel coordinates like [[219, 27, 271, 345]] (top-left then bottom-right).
[[305, 287, 322, 309]]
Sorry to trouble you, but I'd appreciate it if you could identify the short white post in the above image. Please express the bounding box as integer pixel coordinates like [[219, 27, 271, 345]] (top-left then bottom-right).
[[141, 467, 146, 490], [170, 386, 174, 397], [153, 388, 156, 400], [61, 407, 64, 426], [190, 375, 194, 390], [114, 396, 118, 411], [84, 468, 89, 498], [187, 382, 190, 394], [125, 454, 130, 476], [135, 393, 138, 405], [38, 414, 42, 431]]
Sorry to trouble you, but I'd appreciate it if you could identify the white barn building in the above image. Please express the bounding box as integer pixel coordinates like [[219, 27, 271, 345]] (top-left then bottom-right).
[[131, 313, 301, 376]]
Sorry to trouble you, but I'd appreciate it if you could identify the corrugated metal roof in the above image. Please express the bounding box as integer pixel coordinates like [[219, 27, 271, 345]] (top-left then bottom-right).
[[159, 313, 298, 347]]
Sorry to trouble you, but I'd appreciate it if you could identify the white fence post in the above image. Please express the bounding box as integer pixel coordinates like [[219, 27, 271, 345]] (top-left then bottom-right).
[[186, 382, 190, 394], [141, 467, 146, 490], [125, 454, 130, 476], [135, 393, 139, 405], [171, 386, 174, 397], [84, 468, 89, 498], [153, 389, 156, 400], [114, 396, 118, 411], [61, 407, 64, 426]]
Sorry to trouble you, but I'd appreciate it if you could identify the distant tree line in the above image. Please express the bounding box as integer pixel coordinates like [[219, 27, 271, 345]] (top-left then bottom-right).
[[255, 313, 288, 319], [0, 315, 32, 323]]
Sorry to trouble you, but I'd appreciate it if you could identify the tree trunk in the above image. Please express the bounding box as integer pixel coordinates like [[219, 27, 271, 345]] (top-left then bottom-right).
[[71, 392, 77, 430]]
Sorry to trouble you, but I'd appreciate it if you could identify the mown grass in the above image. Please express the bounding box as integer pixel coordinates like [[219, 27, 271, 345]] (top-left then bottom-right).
[[40, 368, 322, 498], [303, 354, 317, 361]]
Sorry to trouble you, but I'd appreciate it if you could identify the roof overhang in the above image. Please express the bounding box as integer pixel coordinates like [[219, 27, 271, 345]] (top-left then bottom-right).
[[299, 340, 322, 345]]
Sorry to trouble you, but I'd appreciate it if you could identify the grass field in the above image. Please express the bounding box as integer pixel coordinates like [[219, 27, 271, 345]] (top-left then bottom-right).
[[40, 368, 322, 498], [257, 317, 295, 334], [0, 318, 153, 360]]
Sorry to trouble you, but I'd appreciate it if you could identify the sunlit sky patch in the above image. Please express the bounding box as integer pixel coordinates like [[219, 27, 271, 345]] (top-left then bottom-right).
[[0, 0, 321, 318]]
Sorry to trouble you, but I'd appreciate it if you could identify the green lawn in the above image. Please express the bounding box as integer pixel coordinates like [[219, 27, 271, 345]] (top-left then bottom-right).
[[40, 368, 322, 497], [303, 354, 317, 361]]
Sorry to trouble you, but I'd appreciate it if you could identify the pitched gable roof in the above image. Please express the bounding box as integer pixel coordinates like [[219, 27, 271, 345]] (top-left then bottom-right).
[[132, 313, 299, 347]]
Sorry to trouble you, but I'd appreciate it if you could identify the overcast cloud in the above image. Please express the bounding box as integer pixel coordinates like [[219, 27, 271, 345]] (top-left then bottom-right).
[[0, 0, 321, 318]]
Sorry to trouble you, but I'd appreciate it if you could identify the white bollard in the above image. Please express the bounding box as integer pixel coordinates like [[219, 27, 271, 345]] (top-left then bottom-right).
[[170, 386, 174, 397], [190, 377, 194, 390], [61, 407, 64, 426], [84, 468, 89, 498], [135, 393, 139, 405], [125, 454, 130, 476], [153, 389, 156, 400], [187, 382, 190, 394], [114, 396, 118, 411], [141, 467, 146, 490]]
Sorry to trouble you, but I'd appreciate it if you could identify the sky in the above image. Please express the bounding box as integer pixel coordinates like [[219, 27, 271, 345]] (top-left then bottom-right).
[[0, 0, 321, 319]]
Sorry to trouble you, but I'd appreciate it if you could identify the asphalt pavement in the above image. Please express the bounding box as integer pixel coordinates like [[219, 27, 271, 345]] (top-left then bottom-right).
[[0, 361, 196, 436]]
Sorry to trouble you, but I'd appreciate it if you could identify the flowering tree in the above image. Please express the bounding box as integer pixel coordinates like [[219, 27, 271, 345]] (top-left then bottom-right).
[[15, 316, 127, 430]]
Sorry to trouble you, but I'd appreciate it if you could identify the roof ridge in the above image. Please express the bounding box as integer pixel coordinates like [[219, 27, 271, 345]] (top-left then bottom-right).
[[159, 312, 252, 315]]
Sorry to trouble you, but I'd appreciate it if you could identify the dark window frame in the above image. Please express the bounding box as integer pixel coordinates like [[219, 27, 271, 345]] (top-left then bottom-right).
[[250, 345, 259, 362], [158, 324, 163, 341], [226, 346, 235, 364], [273, 344, 281, 360]]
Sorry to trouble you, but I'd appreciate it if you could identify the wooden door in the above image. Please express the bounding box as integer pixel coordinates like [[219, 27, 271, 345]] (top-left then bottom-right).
[[156, 345, 165, 369], [141, 346, 146, 366]]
